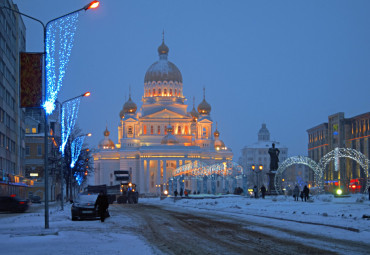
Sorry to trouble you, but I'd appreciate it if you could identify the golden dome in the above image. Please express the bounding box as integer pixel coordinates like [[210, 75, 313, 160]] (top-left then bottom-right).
[[99, 127, 115, 149], [119, 109, 125, 119], [197, 88, 211, 115], [214, 129, 220, 138]]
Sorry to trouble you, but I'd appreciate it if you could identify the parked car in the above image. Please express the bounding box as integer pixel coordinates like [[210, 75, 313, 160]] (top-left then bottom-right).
[[0, 195, 29, 213], [71, 193, 109, 221]]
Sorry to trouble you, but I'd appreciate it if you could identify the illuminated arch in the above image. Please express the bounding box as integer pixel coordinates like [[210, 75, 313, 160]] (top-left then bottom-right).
[[274, 156, 323, 195], [319, 148, 369, 193]]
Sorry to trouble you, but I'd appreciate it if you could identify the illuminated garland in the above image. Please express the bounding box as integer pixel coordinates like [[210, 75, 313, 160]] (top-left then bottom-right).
[[44, 13, 80, 114], [74, 172, 84, 186], [60, 98, 81, 156], [70, 136, 85, 169]]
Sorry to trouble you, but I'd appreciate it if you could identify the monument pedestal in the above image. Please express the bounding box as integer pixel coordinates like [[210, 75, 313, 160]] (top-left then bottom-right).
[[267, 171, 278, 195]]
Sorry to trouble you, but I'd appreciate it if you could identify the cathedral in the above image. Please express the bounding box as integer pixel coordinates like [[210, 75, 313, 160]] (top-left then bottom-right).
[[93, 39, 233, 194]]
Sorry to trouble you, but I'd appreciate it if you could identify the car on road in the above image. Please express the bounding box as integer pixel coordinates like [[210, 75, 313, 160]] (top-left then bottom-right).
[[71, 193, 109, 221], [0, 195, 29, 213]]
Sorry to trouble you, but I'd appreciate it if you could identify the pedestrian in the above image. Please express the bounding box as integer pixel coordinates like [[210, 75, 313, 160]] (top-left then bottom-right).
[[260, 185, 266, 199], [95, 190, 109, 222], [300, 191, 304, 201], [368, 185, 370, 201], [253, 185, 258, 198], [303, 185, 310, 202], [174, 190, 178, 197], [180, 188, 183, 197], [293, 185, 300, 201]]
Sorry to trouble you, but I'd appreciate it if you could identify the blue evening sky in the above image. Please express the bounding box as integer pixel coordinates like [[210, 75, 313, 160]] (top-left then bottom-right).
[[13, 0, 370, 159]]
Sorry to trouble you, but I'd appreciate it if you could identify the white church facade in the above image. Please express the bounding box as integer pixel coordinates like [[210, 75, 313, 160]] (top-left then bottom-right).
[[92, 40, 233, 194]]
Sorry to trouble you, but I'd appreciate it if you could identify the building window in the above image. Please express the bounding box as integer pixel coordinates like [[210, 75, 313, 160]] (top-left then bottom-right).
[[158, 88, 161, 95], [175, 89, 177, 96], [164, 88, 167, 96], [25, 128, 30, 133], [153, 89, 156, 96], [170, 89, 172, 96], [203, 127, 207, 136], [128, 126, 133, 135], [185, 126, 189, 135], [164, 126, 167, 134], [37, 145, 42, 156], [150, 125, 154, 135], [26, 146, 30, 156], [143, 125, 147, 135], [32, 127, 37, 133], [178, 126, 181, 134], [157, 126, 160, 135]]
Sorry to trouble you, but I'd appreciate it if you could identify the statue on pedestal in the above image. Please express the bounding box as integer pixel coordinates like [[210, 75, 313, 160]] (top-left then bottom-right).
[[268, 143, 280, 171]]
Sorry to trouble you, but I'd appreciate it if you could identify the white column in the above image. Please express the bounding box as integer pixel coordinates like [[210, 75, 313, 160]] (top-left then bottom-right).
[[146, 160, 150, 193], [139, 158, 144, 194], [163, 159, 167, 191], [157, 159, 161, 195]]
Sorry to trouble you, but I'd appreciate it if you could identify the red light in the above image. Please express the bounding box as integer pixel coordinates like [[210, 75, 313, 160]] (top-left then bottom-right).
[[10, 194, 16, 197], [334, 182, 338, 186], [19, 201, 25, 204], [351, 185, 356, 189]]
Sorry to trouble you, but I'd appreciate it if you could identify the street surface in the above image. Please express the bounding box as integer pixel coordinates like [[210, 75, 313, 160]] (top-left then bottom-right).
[[112, 203, 369, 255]]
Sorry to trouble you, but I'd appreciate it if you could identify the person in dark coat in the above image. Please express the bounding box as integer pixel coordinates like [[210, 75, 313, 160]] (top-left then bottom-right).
[[260, 185, 266, 199], [303, 185, 310, 202], [174, 190, 178, 197], [95, 191, 109, 222], [179, 188, 183, 197], [253, 185, 258, 198], [293, 185, 300, 201], [368, 186, 370, 201]]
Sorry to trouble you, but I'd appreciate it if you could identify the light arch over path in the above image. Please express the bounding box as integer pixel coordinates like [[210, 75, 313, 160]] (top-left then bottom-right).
[[274, 156, 322, 195], [318, 148, 369, 193]]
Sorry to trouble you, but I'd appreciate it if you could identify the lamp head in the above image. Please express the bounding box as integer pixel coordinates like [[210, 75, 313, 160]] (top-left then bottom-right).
[[251, 165, 255, 171], [83, 92, 91, 97], [84, 1, 100, 10], [87, 133, 92, 137], [259, 165, 263, 171]]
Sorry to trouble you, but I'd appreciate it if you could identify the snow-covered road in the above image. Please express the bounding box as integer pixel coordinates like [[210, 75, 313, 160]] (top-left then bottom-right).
[[0, 194, 369, 254]]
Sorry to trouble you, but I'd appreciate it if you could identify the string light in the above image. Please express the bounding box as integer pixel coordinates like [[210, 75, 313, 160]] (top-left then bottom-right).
[[44, 13, 80, 114], [70, 136, 85, 168], [60, 98, 81, 156]]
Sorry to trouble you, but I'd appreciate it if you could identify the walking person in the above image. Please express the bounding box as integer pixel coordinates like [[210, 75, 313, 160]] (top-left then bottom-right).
[[253, 185, 258, 198], [260, 185, 266, 199], [303, 185, 310, 202], [293, 185, 300, 201], [174, 190, 178, 197], [180, 188, 183, 197], [95, 190, 109, 222]]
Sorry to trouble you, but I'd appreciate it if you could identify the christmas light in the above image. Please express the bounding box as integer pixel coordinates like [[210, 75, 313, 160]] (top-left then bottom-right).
[[70, 136, 85, 168], [60, 97, 81, 156], [44, 13, 80, 114]]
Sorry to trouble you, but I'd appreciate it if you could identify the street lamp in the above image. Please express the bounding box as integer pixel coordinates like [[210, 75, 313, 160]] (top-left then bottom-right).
[[0, 1, 99, 229], [57, 91, 90, 211], [252, 164, 263, 197]]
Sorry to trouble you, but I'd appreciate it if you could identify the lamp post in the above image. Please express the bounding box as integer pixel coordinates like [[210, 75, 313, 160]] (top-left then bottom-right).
[[57, 92, 90, 211], [69, 133, 91, 200], [252, 164, 263, 198], [0, 1, 99, 229]]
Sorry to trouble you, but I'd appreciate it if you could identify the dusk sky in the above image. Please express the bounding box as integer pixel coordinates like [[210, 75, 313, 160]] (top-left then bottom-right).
[[13, 0, 370, 159]]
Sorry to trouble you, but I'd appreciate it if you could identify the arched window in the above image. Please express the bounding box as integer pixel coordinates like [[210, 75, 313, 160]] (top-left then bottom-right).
[[143, 125, 147, 135], [185, 126, 189, 135], [175, 89, 177, 96], [203, 127, 207, 136], [150, 125, 154, 135], [157, 126, 161, 135], [178, 126, 181, 134], [164, 88, 167, 96], [170, 89, 172, 96], [153, 89, 156, 96], [164, 125, 167, 134], [158, 88, 161, 95], [128, 126, 133, 135]]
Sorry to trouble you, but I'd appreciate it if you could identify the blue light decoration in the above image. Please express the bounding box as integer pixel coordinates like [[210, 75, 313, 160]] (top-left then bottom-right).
[[74, 172, 84, 186], [60, 97, 81, 156], [43, 13, 80, 115], [70, 135, 85, 169]]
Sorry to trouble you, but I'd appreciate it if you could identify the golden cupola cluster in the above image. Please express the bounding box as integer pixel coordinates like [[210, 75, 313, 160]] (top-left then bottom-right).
[[99, 127, 115, 150]]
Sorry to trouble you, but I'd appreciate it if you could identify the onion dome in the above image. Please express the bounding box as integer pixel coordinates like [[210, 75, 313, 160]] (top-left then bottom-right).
[[99, 127, 115, 149], [144, 41, 182, 83], [161, 124, 179, 145], [214, 139, 225, 150], [198, 87, 211, 115], [119, 109, 125, 119], [123, 95, 137, 114], [214, 129, 220, 138], [190, 97, 199, 120]]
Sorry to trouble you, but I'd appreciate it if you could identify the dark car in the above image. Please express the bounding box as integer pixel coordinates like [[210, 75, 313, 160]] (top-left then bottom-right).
[[0, 195, 29, 213], [71, 193, 109, 221]]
